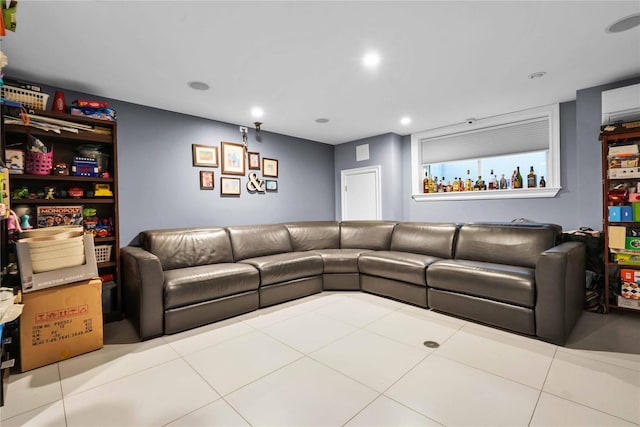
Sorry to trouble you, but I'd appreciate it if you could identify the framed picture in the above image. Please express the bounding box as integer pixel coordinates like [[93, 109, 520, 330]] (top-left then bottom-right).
[[221, 141, 246, 175], [192, 144, 218, 167], [200, 170, 214, 190], [248, 152, 261, 170], [221, 177, 241, 195], [265, 180, 278, 192], [262, 157, 278, 177]]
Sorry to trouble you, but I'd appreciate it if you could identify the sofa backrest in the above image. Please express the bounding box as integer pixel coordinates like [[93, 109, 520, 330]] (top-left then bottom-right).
[[140, 227, 233, 270], [390, 222, 459, 258], [285, 221, 340, 251], [454, 223, 559, 268], [227, 224, 293, 261], [340, 221, 397, 250]]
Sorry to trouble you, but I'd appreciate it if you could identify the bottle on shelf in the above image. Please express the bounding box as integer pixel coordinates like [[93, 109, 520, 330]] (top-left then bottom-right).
[[446, 178, 453, 193], [514, 166, 523, 189], [458, 177, 464, 191], [499, 173, 507, 189], [423, 171, 429, 193], [438, 177, 445, 193], [527, 166, 537, 188], [465, 170, 473, 191], [539, 176, 546, 188], [452, 177, 460, 192], [428, 174, 436, 193], [489, 169, 498, 190]]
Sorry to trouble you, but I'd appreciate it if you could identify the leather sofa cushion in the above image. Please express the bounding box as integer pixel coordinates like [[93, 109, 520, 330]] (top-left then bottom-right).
[[164, 263, 259, 309], [312, 249, 371, 273], [359, 251, 441, 286], [285, 221, 340, 251], [340, 221, 396, 250], [390, 222, 458, 258], [454, 224, 557, 268], [141, 227, 233, 270], [240, 252, 323, 286], [427, 259, 535, 308], [227, 224, 293, 261]]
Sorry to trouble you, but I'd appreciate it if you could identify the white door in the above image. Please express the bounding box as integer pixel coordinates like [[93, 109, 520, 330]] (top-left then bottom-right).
[[341, 165, 381, 220]]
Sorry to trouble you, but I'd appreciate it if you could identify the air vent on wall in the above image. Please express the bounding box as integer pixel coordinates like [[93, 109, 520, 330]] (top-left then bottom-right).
[[602, 83, 640, 125]]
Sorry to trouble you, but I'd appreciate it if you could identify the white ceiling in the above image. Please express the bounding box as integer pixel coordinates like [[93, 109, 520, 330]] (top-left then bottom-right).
[[3, 1, 640, 145]]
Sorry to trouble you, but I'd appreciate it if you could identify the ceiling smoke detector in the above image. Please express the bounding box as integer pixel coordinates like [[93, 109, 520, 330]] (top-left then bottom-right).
[[188, 81, 210, 91], [606, 13, 640, 33]]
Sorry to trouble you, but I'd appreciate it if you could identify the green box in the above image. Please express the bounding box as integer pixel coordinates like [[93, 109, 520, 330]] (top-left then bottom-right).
[[626, 237, 640, 250], [634, 203, 640, 221]]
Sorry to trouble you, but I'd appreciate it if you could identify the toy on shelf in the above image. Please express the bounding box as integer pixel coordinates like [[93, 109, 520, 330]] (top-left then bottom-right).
[[44, 187, 55, 200], [53, 162, 69, 176], [21, 214, 32, 230], [71, 157, 99, 177], [94, 183, 113, 197], [11, 186, 28, 199], [68, 187, 84, 198]]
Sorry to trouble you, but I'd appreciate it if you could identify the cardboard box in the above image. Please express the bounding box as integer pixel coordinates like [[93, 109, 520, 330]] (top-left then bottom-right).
[[609, 206, 622, 222], [617, 295, 640, 310], [622, 206, 633, 221], [620, 269, 640, 283], [621, 281, 640, 299], [625, 237, 640, 250], [614, 252, 640, 265], [629, 193, 640, 202], [16, 234, 99, 293], [608, 144, 639, 156], [608, 167, 640, 179], [20, 279, 103, 372], [608, 226, 627, 249]]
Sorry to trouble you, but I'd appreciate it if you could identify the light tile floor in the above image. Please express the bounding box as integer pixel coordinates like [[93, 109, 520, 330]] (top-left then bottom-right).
[[1, 291, 639, 426]]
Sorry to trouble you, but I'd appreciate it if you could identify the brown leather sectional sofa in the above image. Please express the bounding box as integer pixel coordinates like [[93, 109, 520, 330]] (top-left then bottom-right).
[[121, 221, 586, 345]]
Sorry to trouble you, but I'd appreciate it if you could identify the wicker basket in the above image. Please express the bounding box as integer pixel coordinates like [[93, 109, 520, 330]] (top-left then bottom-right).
[[1, 86, 49, 110], [94, 245, 112, 263], [25, 148, 54, 175]]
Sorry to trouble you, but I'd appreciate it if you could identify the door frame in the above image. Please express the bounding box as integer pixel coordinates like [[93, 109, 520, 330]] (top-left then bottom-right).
[[340, 165, 382, 220]]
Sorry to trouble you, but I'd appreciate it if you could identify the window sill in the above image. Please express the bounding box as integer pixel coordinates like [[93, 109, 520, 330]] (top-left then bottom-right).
[[411, 187, 561, 201]]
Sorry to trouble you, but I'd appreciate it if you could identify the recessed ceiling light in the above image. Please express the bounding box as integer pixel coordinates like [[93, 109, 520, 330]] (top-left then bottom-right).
[[251, 107, 264, 118], [400, 117, 411, 125], [528, 71, 546, 79], [606, 13, 640, 33], [188, 81, 209, 91], [315, 118, 330, 124], [363, 51, 381, 69]]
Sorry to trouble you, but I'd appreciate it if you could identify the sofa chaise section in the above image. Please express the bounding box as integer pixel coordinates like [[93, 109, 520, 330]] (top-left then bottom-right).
[[122, 227, 260, 340], [359, 222, 458, 307], [426, 223, 585, 345], [227, 224, 324, 307]]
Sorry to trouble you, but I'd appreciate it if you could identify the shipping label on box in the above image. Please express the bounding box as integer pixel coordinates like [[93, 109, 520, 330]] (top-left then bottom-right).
[[20, 279, 103, 372]]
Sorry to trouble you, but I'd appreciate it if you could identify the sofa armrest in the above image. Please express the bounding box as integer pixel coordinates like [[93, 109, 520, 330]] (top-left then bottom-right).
[[535, 241, 586, 345], [121, 246, 165, 340]]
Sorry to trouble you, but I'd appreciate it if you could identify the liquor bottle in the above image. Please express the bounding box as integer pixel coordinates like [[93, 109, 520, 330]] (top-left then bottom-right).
[[491, 170, 498, 190], [511, 170, 517, 189], [438, 177, 445, 192], [446, 178, 453, 193], [458, 177, 464, 191], [423, 172, 429, 193], [452, 177, 460, 192], [539, 176, 546, 188], [527, 166, 537, 188], [428, 174, 436, 193], [514, 166, 523, 189], [465, 170, 473, 191], [499, 174, 507, 189]]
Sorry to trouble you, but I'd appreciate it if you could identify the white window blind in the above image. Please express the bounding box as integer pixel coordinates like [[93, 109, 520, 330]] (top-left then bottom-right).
[[420, 118, 549, 164]]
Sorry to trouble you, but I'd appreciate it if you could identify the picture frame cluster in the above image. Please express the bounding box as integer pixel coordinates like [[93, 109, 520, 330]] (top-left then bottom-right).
[[192, 141, 278, 196]]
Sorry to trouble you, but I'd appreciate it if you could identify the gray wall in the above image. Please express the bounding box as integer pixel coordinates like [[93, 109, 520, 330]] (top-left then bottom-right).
[[334, 133, 404, 220], [10, 79, 336, 245], [332, 76, 640, 231]]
